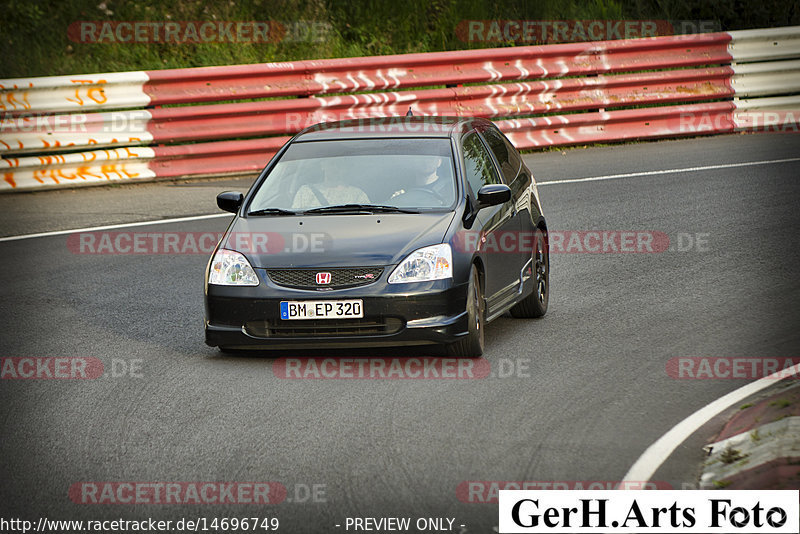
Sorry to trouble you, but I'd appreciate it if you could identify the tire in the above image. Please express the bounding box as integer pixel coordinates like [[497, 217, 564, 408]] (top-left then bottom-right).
[[446, 265, 485, 357], [510, 228, 549, 318]]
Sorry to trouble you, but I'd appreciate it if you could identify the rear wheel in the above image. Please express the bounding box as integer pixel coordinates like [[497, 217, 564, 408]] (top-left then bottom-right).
[[447, 265, 485, 357], [510, 228, 549, 318]]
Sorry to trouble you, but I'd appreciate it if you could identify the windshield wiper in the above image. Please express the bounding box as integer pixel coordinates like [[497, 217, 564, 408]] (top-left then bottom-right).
[[302, 204, 420, 214], [247, 208, 298, 216]]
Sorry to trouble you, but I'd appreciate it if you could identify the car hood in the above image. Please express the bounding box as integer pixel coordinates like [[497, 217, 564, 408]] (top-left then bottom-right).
[[225, 212, 456, 268]]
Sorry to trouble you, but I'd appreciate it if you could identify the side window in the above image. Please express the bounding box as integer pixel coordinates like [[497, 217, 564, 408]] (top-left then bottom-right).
[[462, 132, 501, 196], [480, 127, 521, 184]]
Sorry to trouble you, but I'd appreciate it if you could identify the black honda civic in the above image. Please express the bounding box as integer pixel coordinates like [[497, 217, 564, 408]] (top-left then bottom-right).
[[204, 116, 549, 357]]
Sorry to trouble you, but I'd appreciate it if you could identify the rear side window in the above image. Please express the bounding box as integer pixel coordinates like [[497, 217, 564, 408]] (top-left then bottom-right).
[[462, 132, 501, 196], [480, 127, 521, 184]]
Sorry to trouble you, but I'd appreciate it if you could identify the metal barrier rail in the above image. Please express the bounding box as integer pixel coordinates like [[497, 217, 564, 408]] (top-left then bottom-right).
[[1, 26, 798, 191], [2, 66, 737, 155]]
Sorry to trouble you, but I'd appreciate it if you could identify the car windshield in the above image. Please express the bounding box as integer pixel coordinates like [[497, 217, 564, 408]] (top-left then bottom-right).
[[247, 138, 456, 213]]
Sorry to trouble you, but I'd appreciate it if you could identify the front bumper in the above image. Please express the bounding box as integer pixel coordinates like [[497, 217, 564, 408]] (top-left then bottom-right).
[[204, 271, 469, 350]]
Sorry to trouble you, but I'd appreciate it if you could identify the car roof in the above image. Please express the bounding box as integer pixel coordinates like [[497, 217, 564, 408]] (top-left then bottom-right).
[[293, 116, 493, 142]]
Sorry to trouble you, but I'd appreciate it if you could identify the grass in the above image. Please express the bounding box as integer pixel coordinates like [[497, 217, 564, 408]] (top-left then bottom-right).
[[719, 445, 748, 464], [2, 0, 798, 78], [770, 398, 792, 409]]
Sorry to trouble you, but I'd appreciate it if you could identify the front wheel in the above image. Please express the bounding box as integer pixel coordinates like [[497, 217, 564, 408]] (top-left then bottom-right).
[[446, 265, 485, 357], [510, 228, 549, 318]]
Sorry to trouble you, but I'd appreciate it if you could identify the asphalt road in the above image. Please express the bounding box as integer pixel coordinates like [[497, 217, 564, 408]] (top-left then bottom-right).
[[1, 132, 799, 533]]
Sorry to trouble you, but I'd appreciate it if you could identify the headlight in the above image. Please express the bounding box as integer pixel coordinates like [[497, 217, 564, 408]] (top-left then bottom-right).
[[388, 244, 452, 284], [208, 248, 259, 286]]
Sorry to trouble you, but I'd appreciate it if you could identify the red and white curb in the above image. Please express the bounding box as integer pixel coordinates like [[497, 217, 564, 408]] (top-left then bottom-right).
[[700, 383, 800, 489]]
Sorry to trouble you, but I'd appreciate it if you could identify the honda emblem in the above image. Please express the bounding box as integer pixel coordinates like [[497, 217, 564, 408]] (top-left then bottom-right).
[[316, 272, 332, 285]]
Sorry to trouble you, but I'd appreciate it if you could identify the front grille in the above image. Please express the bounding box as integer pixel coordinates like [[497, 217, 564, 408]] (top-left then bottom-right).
[[266, 268, 383, 290], [245, 318, 403, 338]]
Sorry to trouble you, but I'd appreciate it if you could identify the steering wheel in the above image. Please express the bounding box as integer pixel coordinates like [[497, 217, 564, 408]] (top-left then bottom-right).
[[394, 187, 446, 205]]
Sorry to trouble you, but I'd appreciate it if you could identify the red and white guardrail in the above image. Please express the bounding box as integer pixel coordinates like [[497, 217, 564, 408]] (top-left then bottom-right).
[[1, 26, 798, 191]]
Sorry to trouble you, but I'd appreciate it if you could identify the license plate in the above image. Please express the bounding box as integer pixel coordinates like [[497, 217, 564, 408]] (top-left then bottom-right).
[[280, 300, 363, 320]]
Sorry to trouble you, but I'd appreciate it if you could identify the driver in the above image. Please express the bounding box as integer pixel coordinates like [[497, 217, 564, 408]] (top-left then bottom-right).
[[391, 156, 449, 200]]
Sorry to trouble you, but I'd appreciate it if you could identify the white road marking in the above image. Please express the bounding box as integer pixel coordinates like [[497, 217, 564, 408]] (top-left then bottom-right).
[[538, 157, 800, 186], [620, 362, 800, 485], [0, 213, 231, 243]]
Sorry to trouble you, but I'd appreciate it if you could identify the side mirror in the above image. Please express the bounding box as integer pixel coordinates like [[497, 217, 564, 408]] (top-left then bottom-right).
[[217, 191, 244, 213], [476, 184, 511, 210]]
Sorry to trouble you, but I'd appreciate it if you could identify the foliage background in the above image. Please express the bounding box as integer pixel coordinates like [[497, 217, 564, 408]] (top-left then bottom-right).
[[1, 0, 798, 78]]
